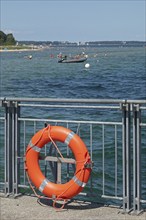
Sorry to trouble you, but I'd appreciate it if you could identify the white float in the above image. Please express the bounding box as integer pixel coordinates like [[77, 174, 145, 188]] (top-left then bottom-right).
[[85, 63, 90, 68]]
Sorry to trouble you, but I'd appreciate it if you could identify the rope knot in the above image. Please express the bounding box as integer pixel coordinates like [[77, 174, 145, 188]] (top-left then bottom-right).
[[84, 157, 93, 169]]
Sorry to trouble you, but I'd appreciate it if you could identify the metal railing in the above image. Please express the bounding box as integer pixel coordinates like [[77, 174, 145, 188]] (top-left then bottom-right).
[[0, 97, 146, 215]]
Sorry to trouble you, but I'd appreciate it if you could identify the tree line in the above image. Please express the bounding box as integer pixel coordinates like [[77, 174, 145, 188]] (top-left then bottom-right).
[[0, 31, 16, 45]]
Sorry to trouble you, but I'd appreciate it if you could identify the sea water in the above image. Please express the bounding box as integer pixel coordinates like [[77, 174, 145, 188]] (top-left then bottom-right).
[[1, 46, 146, 99], [0, 46, 146, 203]]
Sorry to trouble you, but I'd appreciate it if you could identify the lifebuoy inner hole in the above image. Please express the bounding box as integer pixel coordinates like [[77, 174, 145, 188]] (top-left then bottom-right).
[[39, 141, 76, 184]]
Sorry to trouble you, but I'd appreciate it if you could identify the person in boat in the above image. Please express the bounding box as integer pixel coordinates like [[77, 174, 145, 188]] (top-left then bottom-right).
[[57, 53, 67, 60], [57, 52, 62, 58], [62, 55, 67, 60]]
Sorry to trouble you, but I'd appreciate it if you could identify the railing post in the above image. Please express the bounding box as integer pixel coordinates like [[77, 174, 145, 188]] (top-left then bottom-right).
[[3, 100, 13, 195], [132, 104, 143, 214], [122, 103, 132, 213], [3, 100, 20, 197], [13, 101, 20, 196]]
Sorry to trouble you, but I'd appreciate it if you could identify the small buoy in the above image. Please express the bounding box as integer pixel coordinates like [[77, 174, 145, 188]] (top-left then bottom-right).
[[85, 63, 90, 68], [28, 55, 32, 59]]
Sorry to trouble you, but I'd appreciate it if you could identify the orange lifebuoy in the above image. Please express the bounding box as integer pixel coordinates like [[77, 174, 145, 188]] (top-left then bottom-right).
[[25, 125, 92, 200]]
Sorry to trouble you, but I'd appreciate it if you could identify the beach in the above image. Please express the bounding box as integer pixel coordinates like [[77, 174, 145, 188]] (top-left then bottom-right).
[[0, 48, 44, 52], [0, 194, 145, 220]]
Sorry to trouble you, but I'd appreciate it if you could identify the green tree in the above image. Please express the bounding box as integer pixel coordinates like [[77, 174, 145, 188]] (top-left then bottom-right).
[[0, 31, 7, 45], [6, 33, 16, 45]]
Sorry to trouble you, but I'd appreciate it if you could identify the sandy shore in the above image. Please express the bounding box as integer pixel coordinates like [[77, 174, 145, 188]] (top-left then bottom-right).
[[0, 48, 44, 52], [0, 194, 145, 220]]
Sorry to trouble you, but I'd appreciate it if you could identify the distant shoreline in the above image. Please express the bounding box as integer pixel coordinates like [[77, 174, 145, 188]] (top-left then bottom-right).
[[0, 48, 44, 52]]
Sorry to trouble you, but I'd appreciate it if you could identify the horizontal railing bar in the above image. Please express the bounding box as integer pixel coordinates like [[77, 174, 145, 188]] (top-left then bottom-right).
[[140, 123, 146, 126], [17, 186, 94, 198], [1, 97, 146, 104], [18, 184, 30, 189], [18, 103, 120, 109], [18, 117, 122, 125], [140, 107, 146, 110], [0, 97, 127, 103], [0, 117, 5, 120], [18, 184, 88, 197], [141, 200, 146, 203], [102, 195, 123, 201], [127, 100, 146, 104]]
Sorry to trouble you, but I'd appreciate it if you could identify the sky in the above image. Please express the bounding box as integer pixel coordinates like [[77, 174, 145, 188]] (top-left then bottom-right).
[[0, 0, 146, 42]]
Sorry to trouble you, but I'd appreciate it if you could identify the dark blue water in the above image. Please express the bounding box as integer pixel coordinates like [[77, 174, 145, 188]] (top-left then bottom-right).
[[0, 47, 146, 204], [1, 47, 146, 100]]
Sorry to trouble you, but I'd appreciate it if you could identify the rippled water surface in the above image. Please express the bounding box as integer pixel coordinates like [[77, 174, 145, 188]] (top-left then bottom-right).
[[0, 46, 146, 203], [1, 47, 146, 99]]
